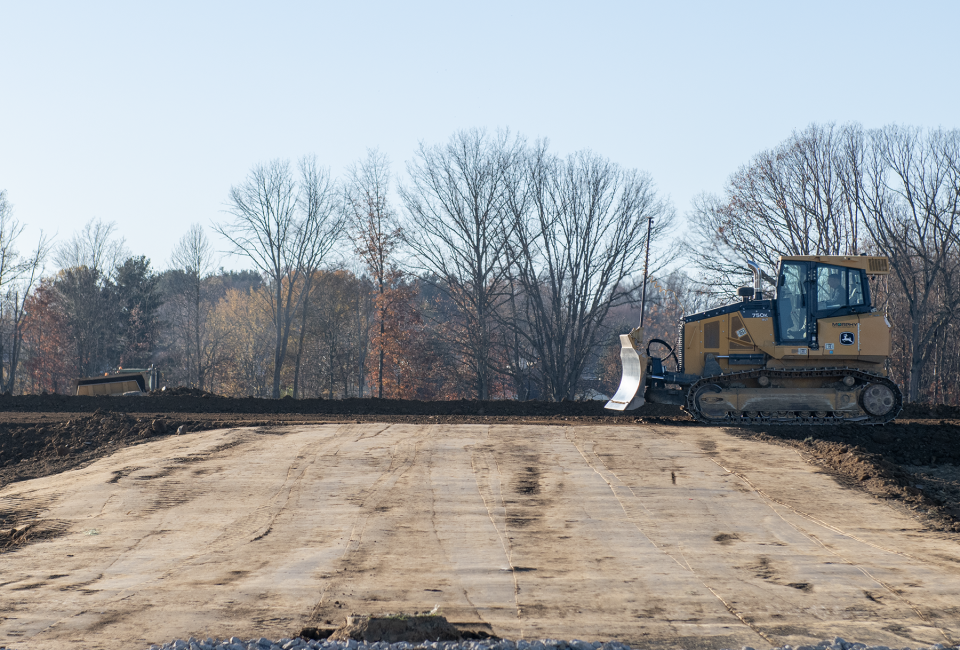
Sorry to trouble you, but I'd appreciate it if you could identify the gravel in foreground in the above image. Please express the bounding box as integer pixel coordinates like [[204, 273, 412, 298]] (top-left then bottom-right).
[[140, 637, 960, 650]]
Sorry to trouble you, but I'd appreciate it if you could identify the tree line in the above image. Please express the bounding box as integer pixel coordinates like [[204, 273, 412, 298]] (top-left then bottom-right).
[[2, 124, 959, 404]]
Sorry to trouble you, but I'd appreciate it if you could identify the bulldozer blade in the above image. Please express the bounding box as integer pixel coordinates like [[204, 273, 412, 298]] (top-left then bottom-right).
[[605, 334, 647, 411]]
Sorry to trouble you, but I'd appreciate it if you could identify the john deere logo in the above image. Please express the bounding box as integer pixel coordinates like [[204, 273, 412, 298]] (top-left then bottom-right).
[[840, 332, 855, 346]]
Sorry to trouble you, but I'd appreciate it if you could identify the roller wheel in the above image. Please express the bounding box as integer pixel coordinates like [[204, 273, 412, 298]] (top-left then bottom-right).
[[694, 384, 725, 419], [861, 383, 896, 416]]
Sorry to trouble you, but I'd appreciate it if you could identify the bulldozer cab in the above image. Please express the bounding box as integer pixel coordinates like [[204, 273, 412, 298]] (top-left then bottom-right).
[[775, 258, 873, 346]]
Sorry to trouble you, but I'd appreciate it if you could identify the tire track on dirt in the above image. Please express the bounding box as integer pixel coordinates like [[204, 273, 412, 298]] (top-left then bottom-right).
[[308, 425, 423, 623], [579, 426, 957, 647], [565, 429, 776, 647], [29, 426, 356, 642], [0, 490, 71, 559], [469, 443, 523, 626], [40, 425, 350, 640], [422, 435, 492, 631], [709, 457, 958, 646], [148, 427, 350, 570]]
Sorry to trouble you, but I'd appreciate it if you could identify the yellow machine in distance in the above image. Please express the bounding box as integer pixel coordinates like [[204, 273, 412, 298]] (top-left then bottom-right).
[[75, 366, 160, 397], [606, 255, 901, 424]]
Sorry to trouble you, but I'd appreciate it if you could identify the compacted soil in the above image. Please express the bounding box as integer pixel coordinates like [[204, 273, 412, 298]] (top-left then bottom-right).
[[1, 391, 959, 537], [3, 392, 960, 649], [4, 419, 960, 649]]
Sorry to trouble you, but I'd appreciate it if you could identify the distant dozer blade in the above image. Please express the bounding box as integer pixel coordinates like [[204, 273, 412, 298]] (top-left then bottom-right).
[[605, 334, 648, 411]]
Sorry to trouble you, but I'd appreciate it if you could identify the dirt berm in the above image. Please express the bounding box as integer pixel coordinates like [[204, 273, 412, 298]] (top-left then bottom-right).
[[316, 614, 474, 643]]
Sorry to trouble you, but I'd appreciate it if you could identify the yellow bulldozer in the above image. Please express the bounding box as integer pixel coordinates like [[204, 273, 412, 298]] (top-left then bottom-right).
[[606, 254, 902, 424], [75, 366, 160, 397]]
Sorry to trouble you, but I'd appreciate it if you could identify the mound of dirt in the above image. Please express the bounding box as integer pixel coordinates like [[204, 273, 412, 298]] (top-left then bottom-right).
[[0, 391, 676, 419], [5, 389, 960, 423], [0, 411, 223, 491], [326, 614, 465, 643], [148, 387, 222, 398], [899, 402, 960, 419]]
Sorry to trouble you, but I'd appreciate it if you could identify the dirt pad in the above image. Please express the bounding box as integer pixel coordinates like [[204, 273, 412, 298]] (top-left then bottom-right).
[[3, 391, 960, 649], [0, 394, 679, 494], [325, 615, 466, 643], [2, 392, 960, 533], [3, 422, 960, 649]]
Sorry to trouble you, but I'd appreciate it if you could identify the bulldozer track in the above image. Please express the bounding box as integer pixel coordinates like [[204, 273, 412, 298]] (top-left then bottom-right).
[[685, 367, 903, 426]]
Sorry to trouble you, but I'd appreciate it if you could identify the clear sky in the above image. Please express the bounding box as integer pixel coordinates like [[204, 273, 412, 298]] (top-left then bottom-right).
[[1, 1, 957, 273]]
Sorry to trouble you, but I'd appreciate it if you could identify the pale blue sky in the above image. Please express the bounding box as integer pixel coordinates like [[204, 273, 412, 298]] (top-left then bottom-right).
[[1, 1, 957, 272]]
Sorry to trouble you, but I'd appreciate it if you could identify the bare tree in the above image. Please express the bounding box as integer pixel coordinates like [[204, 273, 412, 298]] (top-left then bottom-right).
[[861, 125, 960, 402], [346, 148, 402, 398], [169, 224, 218, 390], [54, 218, 128, 273], [400, 129, 523, 400], [503, 145, 675, 401], [50, 217, 131, 378], [216, 157, 343, 399], [52, 217, 130, 377], [0, 191, 51, 392], [355, 276, 374, 397], [291, 157, 343, 398], [308, 270, 360, 398], [687, 123, 862, 296]]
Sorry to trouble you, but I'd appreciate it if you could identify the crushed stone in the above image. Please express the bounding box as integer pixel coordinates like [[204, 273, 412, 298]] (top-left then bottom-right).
[[131, 636, 960, 650]]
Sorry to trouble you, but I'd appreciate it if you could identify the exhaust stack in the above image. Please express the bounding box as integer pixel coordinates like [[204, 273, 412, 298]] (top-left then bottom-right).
[[747, 260, 762, 299]]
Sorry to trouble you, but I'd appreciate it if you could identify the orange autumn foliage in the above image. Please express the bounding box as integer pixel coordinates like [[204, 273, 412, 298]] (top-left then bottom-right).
[[22, 280, 72, 394], [369, 274, 443, 400]]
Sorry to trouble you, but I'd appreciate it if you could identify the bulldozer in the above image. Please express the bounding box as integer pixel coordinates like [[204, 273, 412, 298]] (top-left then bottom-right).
[[75, 366, 160, 397], [606, 255, 902, 424]]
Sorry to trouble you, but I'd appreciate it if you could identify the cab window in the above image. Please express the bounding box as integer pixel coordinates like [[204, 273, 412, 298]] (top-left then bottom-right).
[[847, 269, 865, 306], [777, 261, 807, 342], [817, 264, 867, 313], [817, 265, 847, 309]]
